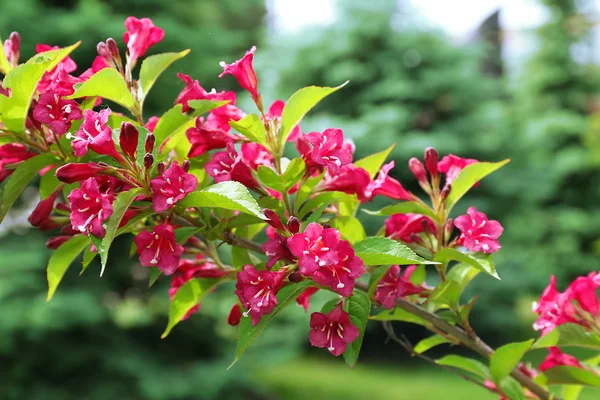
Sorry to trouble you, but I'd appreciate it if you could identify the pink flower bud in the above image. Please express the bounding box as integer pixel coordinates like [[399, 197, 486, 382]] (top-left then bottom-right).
[[408, 157, 427, 183], [444, 218, 454, 243], [106, 38, 120, 60], [219, 46, 260, 106], [45, 235, 71, 250], [227, 303, 242, 326], [264, 209, 285, 231], [287, 216, 300, 234], [119, 122, 139, 160], [182, 160, 190, 173], [4, 31, 20, 66], [145, 133, 155, 153], [288, 271, 303, 283], [97, 41, 111, 63], [56, 163, 107, 184], [157, 162, 165, 175], [28, 189, 61, 228], [440, 184, 451, 202], [424, 147, 439, 177], [143, 153, 154, 170]]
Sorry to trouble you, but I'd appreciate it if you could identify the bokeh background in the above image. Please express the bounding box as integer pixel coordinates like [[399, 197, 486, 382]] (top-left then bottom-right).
[[2, 0, 600, 398]]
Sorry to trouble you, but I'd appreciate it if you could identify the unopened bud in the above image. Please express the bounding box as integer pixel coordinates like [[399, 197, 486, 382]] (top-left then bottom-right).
[[119, 122, 139, 160], [45, 235, 71, 250], [263, 209, 285, 231], [227, 303, 242, 326], [409, 233, 426, 247], [56, 162, 107, 183], [97, 41, 111, 62], [440, 184, 451, 203], [288, 271, 303, 283], [421, 219, 433, 234], [322, 224, 331, 229], [157, 162, 165, 175], [106, 38, 120, 60], [287, 216, 300, 234], [182, 160, 191, 172], [28, 188, 61, 228], [145, 133, 155, 153], [143, 153, 154, 170], [444, 218, 454, 243], [409, 157, 428, 184], [5, 32, 20, 65], [424, 147, 439, 177]]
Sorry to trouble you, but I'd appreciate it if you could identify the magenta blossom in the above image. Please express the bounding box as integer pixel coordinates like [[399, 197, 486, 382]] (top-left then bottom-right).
[[309, 304, 360, 356], [235, 265, 285, 326], [4, 32, 20, 66], [134, 223, 184, 275], [186, 117, 240, 157], [79, 56, 108, 80], [0, 143, 36, 183], [67, 178, 114, 238], [56, 162, 108, 184], [539, 347, 584, 372], [33, 92, 82, 136], [287, 222, 341, 276], [123, 17, 164, 65], [454, 207, 503, 253], [150, 161, 198, 213], [303, 129, 353, 176], [146, 116, 160, 132], [241, 143, 274, 170], [72, 109, 122, 160], [219, 46, 260, 105], [438, 154, 478, 186], [311, 241, 365, 297], [263, 226, 294, 269], [205, 142, 260, 189], [364, 161, 414, 202], [385, 213, 437, 243], [320, 164, 371, 202], [376, 265, 426, 309], [265, 99, 301, 141], [297, 287, 319, 312]]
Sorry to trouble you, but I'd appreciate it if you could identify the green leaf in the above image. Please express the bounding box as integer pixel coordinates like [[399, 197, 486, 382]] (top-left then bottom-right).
[[563, 385, 584, 400], [445, 159, 510, 211], [543, 366, 600, 388], [437, 355, 491, 379], [256, 165, 283, 192], [153, 104, 189, 146], [490, 339, 534, 384], [435, 248, 499, 279], [46, 235, 89, 301], [281, 158, 306, 191], [330, 216, 366, 244], [139, 50, 190, 100], [410, 264, 426, 285], [187, 99, 232, 116], [230, 114, 267, 146], [367, 265, 393, 297], [369, 308, 429, 326], [532, 323, 600, 350], [298, 191, 351, 219], [178, 181, 266, 219], [95, 188, 143, 277], [230, 280, 313, 368], [305, 201, 332, 225], [39, 167, 61, 199], [0, 153, 57, 224], [447, 263, 481, 293], [148, 268, 161, 288], [362, 201, 437, 220], [81, 247, 97, 275], [343, 291, 370, 368], [279, 81, 348, 144], [354, 237, 438, 266], [354, 144, 395, 179], [174, 227, 200, 244], [414, 335, 452, 354], [67, 68, 134, 110], [161, 278, 222, 338], [429, 280, 461, 309], [500, 377, 525, 400]]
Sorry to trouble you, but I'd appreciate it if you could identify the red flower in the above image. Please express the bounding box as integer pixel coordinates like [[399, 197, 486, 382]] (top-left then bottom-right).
[[287, 223, 341, 276], [72, 109, 122, 160], [376, 265, 425, 309], [438, 154, 478, 186], [219, 46, 260, 104], [186, 117, 240, 158], [228, 303, 242, 326], [539, 347, 584, 372], [241, 143, 273, 170], [37, 44, 77, 73], [320, 164, 371, 202], [28, 189, 61, 229], [67, 178, 114, 238], [365, 161, 414, 202], [32, 92, 82, 136], [56, 162, 108, 184], [79, 56, 108, 80], [123, 17, 164, 65], [205, 142, 260, 189], [309, 304, 360, 356], [296, 287, 319, 312], [134, 223, 184, 275], [45, 235, 72, 250], [119, 122, 139, 160], [150, 161, 198, 212], [0, 143, 36, 183], [262, 226, 294, 269], [235, 265, 285, 326], [311, 241, 364, 297], [385, 213, 437, 243], [304, 129, 353, 176], [454, 207, 503, 253]]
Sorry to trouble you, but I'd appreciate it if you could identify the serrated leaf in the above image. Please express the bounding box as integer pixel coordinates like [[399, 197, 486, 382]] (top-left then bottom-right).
[[139, 50, 190, 100], [445, 160, 510, 211], [363, 201, 437, 220], [369, 308, 428, 326], [532, 323, 600, 350], [490, 339, 534, 384], [330, 216, 366, 244], [414, 335, 452, 354], [46, 235, 90, 301], [543, 366, 600, 388], [354, 144, 395, 179], [279, 82, 348, 144], [161, 278, 222, 338], [343, 291, 370, 368], [178, 181, 265, 219], [230, 280, 313, 368], [354, 237, 438, 266], [437, 355, 491, 379], [0, 153, 57, 224], [435, 248, 499, 279], [429, 280, 461, 309], [67, 68, 134, 110], [230, 114, 267, 146]]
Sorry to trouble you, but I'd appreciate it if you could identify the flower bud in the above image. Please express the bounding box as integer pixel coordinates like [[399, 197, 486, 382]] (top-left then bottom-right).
[[145, 133, 155, 153], [263, 209, 285, 231], [440, 184, 451, 203], [227, 303, 242, 326], [56, 162, 107, 183], [106, 38, 120, 60], [182, 160, 190, 172], [424, 147, 439, 177], [45, 235, 71, 250], [97, 41, 111, 63], [288, 270, 303, 283], [322, 224, 332, 229], [287, 216, 300, 234], [421, 219, 433, 234], [61, 224, 78, 235], [28, 189, 60, 228], [409, 233, 426, 247], [409, 157, 428, 184], [119, 122, 139, 160], [157, 162, 165, 175], [444, 218, 454, 243], [5, 32, 20, 65], [143, 153, 154, 170]]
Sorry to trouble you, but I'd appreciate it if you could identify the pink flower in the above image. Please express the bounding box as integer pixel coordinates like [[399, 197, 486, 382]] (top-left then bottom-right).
[[235, 265, 285, 326], [146, 116, 159, 132], [385, 213, 437, 243], [219, 46, 260, 104], [438, 154, 478, 186], [364, 161, 414, 202], [303, 129, 353, 176], [296, 287, 319, 312], [309, 304, 360, 356], [150, 161, 198, 213], [67, 178, 114, 238], [0, 143, 36, 183], [539, 347, 584, 372], [32, 92, 82, 136], [175, 73, 209, 113], [79, 56, 108, 80], [266, 100, 301, 141], [205, 142, 260, 189], [287, 223, 341, 276], [241, 143, 273, 170], [134, 223, 184, 275], [123, 17, 164, 65], [376, 265, 425, 309], [71, 109, 123, 160], [228, 303, 242, 326], [37, 44, 77, 72], [4, 32, 20, 66], [320, 164, 371, 202], [262, 226, 294, 269], [311, 241, 364, 297], [56, 162, 108, 184], [186, 117, 240, 158], [454, 207, 503, 253]]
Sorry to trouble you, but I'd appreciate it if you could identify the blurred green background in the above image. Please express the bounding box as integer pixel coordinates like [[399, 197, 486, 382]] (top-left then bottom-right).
[[2, 0, 600, 398]]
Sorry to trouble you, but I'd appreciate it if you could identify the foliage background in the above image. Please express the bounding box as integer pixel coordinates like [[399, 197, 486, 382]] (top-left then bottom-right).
[[1, 0, 600, 399]]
